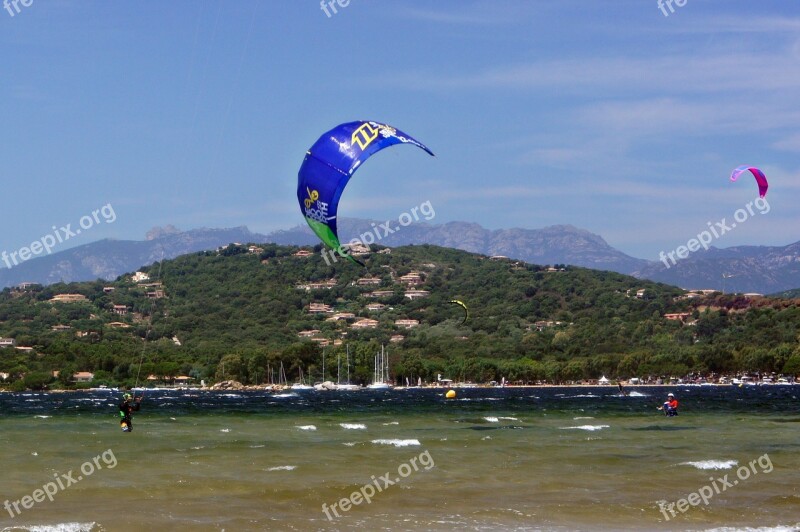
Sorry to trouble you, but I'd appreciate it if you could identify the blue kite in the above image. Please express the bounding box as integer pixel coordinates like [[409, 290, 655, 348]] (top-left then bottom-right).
[[297, 121, 434, 262]]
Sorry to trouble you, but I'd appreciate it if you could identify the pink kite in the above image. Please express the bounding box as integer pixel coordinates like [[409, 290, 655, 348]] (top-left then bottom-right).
[[730, 166, 768, 198]]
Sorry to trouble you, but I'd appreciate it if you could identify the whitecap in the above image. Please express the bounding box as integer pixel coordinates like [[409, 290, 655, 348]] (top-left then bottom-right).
[[573, 416, 594, 420], [14, 523, 99, 532], [559, 425, 610, 431], [249, 444, 265, 448], [499, 417, 518, 421], [371, 439, 421, 447], [273, 393, 297, 398], [484, 417, 499, 422], [343, 442, 358, 447], [296, 425, 317, 431], [382, 421, 399, 425], [34, 415, 51, 419], [267, 465, 296, 471], [680, 460, 738, 470], [340, 423, 366, 430], [220, 428, 230, 433], [25, 523, 98, 532]]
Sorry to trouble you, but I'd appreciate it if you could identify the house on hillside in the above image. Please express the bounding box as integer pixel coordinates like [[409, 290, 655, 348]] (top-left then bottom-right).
[[131, 271, 150, 283], [351, 319, 379, 329], [405, 290, 430, 300], [0, 338, 16, 348], [296, 279, 337, 290], [72, 372, 94, 383], [308, 303, 333, 314], [343, 243, 370, 256], [664, 313, 692, 322], [327, 312, 356, 321], [399, 272, 422, 285], [367, 290, 394, 298], [395, 319, 419, 329]]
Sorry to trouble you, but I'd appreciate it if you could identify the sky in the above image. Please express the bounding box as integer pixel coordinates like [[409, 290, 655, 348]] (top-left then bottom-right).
[[2, 0, 798, 266]]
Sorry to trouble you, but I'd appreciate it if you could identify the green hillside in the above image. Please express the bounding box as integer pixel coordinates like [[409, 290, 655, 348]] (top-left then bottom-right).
[[771, 288, 800, 299], [1, 244, 799, 390]]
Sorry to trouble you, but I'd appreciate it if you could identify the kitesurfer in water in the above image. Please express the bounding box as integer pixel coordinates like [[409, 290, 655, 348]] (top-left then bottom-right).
[[657, 392, 678, 416], [118, 393, 141, 432]]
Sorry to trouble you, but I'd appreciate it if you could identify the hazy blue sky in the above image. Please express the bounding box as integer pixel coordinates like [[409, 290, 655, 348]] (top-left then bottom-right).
[[2, 0, 798, 264]]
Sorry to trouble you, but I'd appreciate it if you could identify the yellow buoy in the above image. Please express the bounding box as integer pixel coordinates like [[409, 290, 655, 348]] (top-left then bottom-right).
[[445, 390, 456, 399]]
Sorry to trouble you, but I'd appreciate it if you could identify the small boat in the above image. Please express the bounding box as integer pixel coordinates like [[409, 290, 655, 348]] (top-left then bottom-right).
[[291, 367, 313, 390], [367, 345, 392, 390], [335, 347, 361, 391]]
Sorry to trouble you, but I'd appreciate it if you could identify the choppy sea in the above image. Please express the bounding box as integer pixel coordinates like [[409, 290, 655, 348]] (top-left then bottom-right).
[[1, 385, 799, 531]]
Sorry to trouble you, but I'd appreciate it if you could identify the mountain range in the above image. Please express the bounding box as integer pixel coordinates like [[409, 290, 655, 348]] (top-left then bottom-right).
[[2, 220, 799, 295]]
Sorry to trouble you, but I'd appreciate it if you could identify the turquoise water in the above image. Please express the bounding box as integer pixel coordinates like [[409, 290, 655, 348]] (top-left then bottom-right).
[[1, 386, 799, 531]]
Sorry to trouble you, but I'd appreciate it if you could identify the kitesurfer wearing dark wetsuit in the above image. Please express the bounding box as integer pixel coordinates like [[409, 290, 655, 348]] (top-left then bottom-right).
[[119, 393, 141, 432]]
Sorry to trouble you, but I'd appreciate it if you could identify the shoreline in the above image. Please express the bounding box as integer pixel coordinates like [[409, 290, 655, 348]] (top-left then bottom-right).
[[0, 382, 783, 394]]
